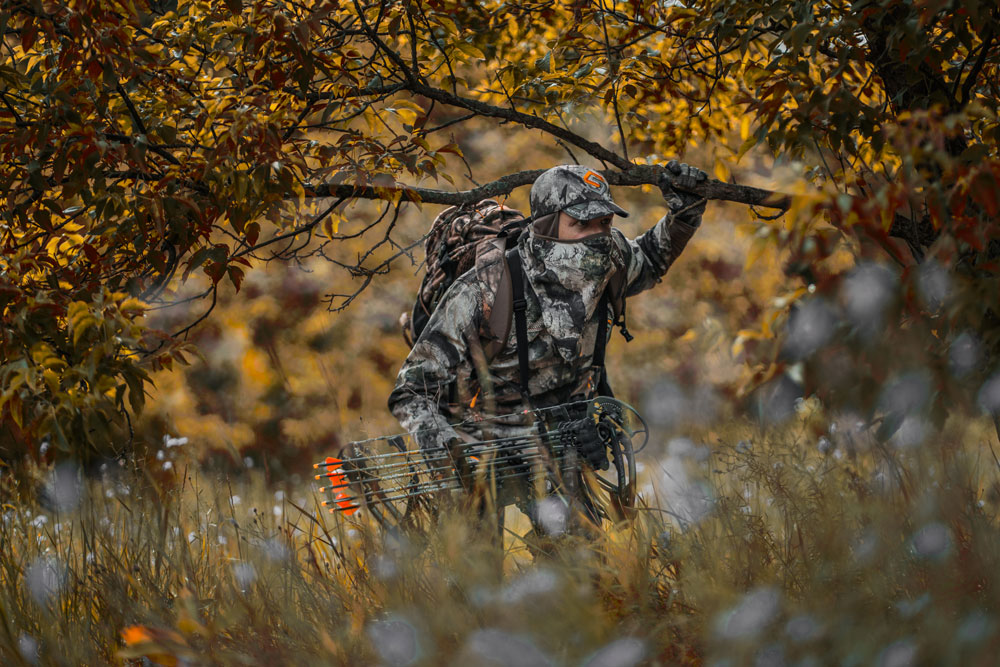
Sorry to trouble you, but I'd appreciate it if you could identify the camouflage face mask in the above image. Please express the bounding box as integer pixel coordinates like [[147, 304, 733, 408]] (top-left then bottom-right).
[[519, 229, 620, 362]]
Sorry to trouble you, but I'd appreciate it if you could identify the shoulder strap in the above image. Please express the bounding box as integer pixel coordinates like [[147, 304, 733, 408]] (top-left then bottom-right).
[[483, 241, 513, 359], [593, 291, 610, 369], [506, 249, 531, 400], [593, 292, 616, 398], [490, 247, 627, 399], [607, 230, 633, 342]]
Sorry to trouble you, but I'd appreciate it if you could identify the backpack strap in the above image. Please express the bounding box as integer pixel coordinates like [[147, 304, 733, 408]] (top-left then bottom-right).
[[505, 249, 532, 400], [606, 265, 633, 342], [607, 230, 633, 342], [593, 291, 616, 398], [487, 246, 628, 400], [593, 291, 610, 369], [480, 238, 513, 361]]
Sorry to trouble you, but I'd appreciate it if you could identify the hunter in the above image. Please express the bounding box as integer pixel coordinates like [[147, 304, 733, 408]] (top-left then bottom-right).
[[387, 162, 707, 517]]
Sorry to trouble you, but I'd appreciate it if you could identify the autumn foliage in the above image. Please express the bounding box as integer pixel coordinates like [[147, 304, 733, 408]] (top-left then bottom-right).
[[2, 0, 998, 462], [2, 2, 1000, 664]]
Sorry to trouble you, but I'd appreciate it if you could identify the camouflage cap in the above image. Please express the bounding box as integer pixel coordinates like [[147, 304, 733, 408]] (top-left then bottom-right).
[[529, 165, 629, 220]]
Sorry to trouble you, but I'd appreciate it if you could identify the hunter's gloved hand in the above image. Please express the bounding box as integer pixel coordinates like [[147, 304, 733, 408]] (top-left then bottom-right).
[[563, 418, 610, 471], [659, 160, 708, 226]]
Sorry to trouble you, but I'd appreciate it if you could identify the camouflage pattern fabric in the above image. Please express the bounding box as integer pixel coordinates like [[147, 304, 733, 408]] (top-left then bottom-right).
[[529, 165, 629, 221], [519, 231, 622, 364], [412, 200, 524, 338], [388, 207, 702, 452]]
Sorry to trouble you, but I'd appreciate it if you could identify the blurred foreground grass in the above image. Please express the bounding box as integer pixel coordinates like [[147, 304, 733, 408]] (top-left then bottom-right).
[[2, 414, 1000, 666]]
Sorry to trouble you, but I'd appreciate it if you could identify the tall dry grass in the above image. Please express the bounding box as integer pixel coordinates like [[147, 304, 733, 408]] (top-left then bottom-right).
[[2, 412, 999, 665]]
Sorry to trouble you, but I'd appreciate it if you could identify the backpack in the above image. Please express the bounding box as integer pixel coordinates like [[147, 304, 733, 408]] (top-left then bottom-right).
[[400, 199, 631, 399], [402, 200, 526, 347]]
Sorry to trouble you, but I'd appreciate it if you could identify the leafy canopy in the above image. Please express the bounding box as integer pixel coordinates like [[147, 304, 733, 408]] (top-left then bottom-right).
[[1, 0, 998, 460]]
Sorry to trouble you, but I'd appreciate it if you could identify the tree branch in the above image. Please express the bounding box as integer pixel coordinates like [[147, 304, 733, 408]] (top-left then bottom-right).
[[116, 83, 149, 136], [405, 82, 632, 170], [960, 25, 996, 105], [309, 165, 792, 210], [308, 166, 932, 254]]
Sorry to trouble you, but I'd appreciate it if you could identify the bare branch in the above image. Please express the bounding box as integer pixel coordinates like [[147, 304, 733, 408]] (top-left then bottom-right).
[[409, 82, 631, 171], [231, 196, 349, 260], [172, 284, 218, 340]]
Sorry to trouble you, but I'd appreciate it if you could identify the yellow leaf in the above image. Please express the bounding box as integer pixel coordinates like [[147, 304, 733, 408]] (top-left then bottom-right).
[[736, 136, 757, 161], [292, 180, 306, 208], [394, 107, 417, 126], [455, 41, 485, 60], [7, 393, 22, 429], [761, 309, 780, 338], [745, 236, 770, 270], [43, 369, 60, 393], [8, 372, 26, 393], [714, 160, 730, 182], [322, 214, 341, 237], [73, 316, 97, 347], [96, 375, 117, 394], [435, 16, 458, 34], [30, 342, 55, 366], [120, 297, 146, 316], [736, 328, 767, 340], [393, 99, 424, 112]]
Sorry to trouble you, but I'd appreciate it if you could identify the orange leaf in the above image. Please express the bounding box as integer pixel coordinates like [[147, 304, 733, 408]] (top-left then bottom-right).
[[122, 625, 154, 646]]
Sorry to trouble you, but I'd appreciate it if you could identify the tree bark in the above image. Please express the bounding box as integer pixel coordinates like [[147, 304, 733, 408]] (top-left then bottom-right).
[[310, 165, 792, 210]]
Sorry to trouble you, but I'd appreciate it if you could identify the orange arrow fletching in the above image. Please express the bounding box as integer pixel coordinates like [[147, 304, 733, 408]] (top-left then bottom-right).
[[335, 492, 359, 515], [315, 456, 344, 472]]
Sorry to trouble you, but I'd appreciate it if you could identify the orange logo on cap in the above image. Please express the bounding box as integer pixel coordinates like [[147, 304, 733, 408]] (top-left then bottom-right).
[[583, 171, 605, 189]]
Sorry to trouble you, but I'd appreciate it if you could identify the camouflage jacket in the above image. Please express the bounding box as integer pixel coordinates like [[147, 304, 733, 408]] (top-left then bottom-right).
[[388, 210, 700, 450]]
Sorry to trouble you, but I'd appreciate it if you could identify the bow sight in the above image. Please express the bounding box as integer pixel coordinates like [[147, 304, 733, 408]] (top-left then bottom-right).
[[314, 397, 647, 528]]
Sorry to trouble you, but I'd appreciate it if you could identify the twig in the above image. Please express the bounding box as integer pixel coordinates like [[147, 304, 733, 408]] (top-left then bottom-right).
[[598, 0, 629, 160], [172, 284, 218, 339], [231, 197, 348, 260]]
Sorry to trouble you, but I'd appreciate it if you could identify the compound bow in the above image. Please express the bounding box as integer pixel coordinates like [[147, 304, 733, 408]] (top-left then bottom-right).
[[314, 397, 647, 529]]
